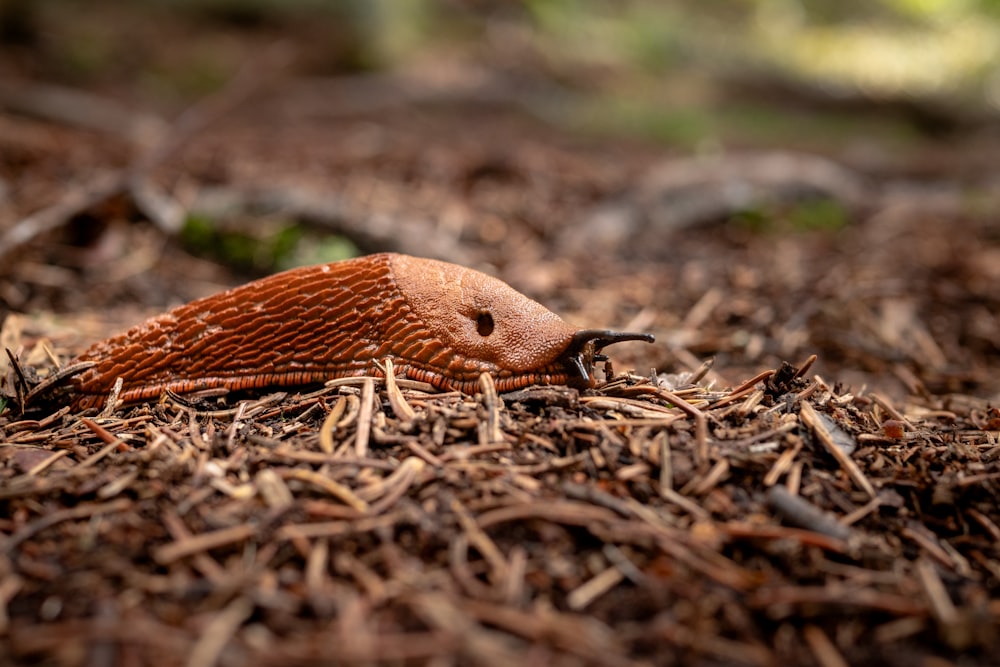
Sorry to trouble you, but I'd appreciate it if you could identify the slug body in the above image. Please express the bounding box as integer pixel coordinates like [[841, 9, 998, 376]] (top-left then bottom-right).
[[50, 253, 653, 411]]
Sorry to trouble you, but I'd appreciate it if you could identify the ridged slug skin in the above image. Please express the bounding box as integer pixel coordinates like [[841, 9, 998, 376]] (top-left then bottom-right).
[[59, 253, 652, 412]]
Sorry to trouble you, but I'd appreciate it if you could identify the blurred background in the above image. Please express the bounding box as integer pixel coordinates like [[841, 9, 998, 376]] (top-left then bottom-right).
[[4, 0, 1000, 141], [1, 0, 998, 399]]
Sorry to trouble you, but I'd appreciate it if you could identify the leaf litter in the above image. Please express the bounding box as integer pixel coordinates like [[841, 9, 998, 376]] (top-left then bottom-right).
[[2, 346, 998, 666]]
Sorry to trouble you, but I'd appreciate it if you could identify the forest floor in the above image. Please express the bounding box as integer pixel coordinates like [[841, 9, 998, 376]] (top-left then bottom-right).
[[1, 9, 999, 666]]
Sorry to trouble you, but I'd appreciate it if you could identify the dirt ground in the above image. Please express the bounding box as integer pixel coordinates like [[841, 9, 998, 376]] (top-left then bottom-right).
[[1, 6, 999, 666]]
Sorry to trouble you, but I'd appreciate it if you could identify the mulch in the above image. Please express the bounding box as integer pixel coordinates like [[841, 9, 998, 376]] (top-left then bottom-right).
[[1, 43, 1000, 665], [2, 347, 998, 666]]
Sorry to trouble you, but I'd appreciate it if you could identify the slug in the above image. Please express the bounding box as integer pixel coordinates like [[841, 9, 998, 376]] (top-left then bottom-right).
[[29, 253, 654, 411]]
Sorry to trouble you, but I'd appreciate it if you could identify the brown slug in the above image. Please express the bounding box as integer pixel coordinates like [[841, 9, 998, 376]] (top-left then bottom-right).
[[29, 253, 654, 411]]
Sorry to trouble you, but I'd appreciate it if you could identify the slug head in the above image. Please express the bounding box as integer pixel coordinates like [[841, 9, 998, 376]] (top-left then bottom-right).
[[388, 254, 654, 385], [389, 254, 578, 373]]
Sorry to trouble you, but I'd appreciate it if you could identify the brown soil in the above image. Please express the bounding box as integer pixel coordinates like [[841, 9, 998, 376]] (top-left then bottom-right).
[[1, 8, 999, 666]]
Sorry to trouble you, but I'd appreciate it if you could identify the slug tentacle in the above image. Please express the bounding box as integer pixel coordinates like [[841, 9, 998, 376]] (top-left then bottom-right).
[[26, 253, 654, 412], [559, 329, 657, 387]]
